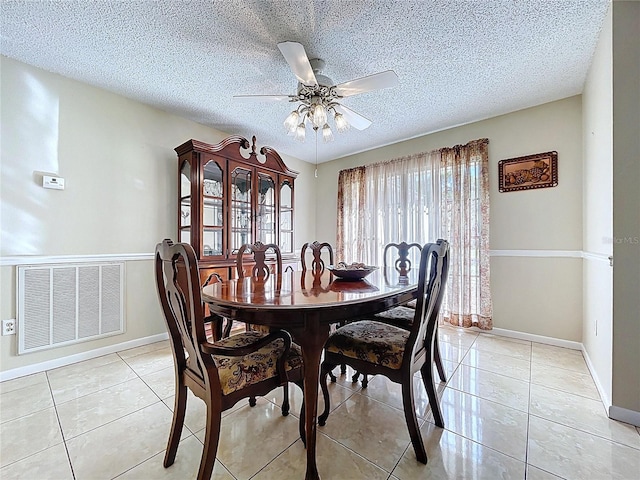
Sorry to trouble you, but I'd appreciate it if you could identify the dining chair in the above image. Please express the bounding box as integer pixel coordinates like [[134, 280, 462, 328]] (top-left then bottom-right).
[[318, 240, 449, 465], [300, 241, 349, 380], [355, 241, 447, 387], [155, 239, 305, 480], [236, 241, 298, 408], [236, 241, 284, 334], [301, 241, 334, 272]]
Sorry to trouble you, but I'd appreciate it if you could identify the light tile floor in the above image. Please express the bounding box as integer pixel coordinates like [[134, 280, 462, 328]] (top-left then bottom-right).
[[1, 324, 639, 479]]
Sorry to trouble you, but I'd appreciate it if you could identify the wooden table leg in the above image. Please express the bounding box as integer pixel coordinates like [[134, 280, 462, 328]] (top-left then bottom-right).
[[291, 315, 330, 480]]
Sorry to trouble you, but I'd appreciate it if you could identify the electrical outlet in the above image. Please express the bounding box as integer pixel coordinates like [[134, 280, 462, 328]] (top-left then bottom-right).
[[2, 319, 16, 336]]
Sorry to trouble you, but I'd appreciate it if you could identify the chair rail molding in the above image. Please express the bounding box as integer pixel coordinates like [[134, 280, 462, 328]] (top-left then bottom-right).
[[489, 249, 583, 258], [1, 253, 154, 266], [490, 250, 611, 262]]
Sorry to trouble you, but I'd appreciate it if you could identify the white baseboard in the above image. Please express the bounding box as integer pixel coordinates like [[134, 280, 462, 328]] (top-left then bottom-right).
[[490, 327, 639, 427], [0, 332, 169, 382], [609, 405, 640, 427], [581, 347, 613, 412], [490, 327, 582, 350]]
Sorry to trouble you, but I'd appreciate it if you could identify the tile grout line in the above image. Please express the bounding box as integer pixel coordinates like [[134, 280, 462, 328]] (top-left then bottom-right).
[[524, 343, 532, 479], [46, 369, 77, 480]]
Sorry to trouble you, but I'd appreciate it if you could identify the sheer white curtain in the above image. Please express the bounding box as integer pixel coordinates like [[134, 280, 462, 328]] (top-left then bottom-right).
[[336, 138, 492, 329], [361, 151, 442, 266]]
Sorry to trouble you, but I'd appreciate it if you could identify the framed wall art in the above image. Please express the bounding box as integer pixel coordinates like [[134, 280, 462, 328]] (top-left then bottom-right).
[[498, 151, 558, 193]]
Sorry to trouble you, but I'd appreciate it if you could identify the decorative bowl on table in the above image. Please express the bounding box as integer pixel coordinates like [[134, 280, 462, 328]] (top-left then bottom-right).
[[327, 262, 378, 280]]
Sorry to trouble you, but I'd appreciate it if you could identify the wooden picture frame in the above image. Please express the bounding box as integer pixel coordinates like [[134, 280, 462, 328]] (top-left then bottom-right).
[[498, 151, 558, 192]]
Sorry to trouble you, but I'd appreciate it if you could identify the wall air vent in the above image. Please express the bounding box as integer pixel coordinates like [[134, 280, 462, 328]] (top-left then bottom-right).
[[17, 262, 125, 354]]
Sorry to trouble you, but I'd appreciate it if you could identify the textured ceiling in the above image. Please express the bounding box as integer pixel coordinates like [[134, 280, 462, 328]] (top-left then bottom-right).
[[1, 0, 609, 163]]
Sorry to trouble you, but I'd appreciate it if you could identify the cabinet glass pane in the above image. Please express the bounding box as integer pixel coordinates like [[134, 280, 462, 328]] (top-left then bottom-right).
[[231, 168, 251, 203], [280, 210, 293, 232], [180, 228, 190, 244], [280, 181, 292, 208], [281, 232, 293, 254], [180, 161, 191, 198], [232, 231, 252, 252], [231, 167, 252, 252], [257, 173, 276, 244], [203, 229, 223, 256], [203, 160, 223, 249], [280, 180, 293, 253], [181, 198, 191, 227], [203, 198, 223, 227], [203, 160, 223, 196]]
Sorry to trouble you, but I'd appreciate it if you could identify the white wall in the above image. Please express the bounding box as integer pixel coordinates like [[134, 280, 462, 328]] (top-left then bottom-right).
[[582, 4, 613, 407], [316, 97, 584, 341], [0, 56, 316, 374]]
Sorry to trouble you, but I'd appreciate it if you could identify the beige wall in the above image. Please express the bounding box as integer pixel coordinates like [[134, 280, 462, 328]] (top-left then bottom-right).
[[582, 5, 613, 405], [0, 56, 316, 374], [317, 97, 584, 340]]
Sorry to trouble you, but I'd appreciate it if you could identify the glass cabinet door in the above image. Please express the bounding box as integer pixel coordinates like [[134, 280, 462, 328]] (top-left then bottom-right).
[[256, 172, 276, 245], [202, 160, 224, 257], [177, 138, 297, 267], [230, 166, 252, 254], [280, 179, 294, 254], [179, 160, 191, 245]]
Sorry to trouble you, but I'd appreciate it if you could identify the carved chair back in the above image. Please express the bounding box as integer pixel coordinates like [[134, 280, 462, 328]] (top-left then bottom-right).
[[406, 239, 450, 366], [383, 241, 423, 276], [155, 239, 219, 390], [236, 241, 283, 279], [301, 241, 334, 272]]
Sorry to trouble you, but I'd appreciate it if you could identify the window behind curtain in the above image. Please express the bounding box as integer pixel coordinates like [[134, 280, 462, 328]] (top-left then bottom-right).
[[336, 139, 492, 329], [337, 151, 441, 266]]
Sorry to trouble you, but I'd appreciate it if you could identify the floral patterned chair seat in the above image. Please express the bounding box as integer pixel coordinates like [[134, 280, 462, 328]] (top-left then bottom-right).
[[372, 305, 415, 327], [214, 331, 303, 395], [324, 321, 409, 370]]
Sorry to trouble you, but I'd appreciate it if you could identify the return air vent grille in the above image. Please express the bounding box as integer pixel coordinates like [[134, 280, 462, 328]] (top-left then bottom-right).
[[17, 262, 125, 354]]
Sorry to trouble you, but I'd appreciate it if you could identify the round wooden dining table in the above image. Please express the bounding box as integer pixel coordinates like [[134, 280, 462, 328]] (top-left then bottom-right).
[[202, 268, 418, 480]]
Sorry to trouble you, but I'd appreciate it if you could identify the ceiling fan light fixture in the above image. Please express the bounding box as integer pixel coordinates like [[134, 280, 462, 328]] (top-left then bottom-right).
[[311, 102, 327, 128], [322, 123, 334, 143], [284, 110, 299, 133], [334, 112, 350, 133], [294, 122, 306, 142]]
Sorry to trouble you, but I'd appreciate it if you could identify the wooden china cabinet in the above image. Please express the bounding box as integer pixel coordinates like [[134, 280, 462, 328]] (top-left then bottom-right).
[[175, 136, 298, 282]]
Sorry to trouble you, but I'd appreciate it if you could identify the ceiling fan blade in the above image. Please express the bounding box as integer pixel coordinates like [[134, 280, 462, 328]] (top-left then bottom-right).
[[333, 70, 399, 97], [334, 104, 372, 130], [277, 41, 318, 86], [233, 94, 292, 102]]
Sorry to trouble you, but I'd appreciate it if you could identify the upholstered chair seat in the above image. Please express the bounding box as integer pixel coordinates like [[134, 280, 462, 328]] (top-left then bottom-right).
[[214, 331, 303, 395], [372, 305, 415, 327], [325, 321, 408, 370]]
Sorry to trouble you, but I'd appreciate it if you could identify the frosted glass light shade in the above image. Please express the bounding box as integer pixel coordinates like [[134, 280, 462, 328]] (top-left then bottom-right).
[[294, 122, 306, 142], [322, 123, 334, 143], [284, 110, 299, 133], [334, 112, 350, 133], [312, 103, 327, 128]]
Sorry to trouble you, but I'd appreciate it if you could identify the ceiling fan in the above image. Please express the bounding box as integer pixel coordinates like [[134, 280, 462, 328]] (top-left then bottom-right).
[[234, 41, 399, 143]]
